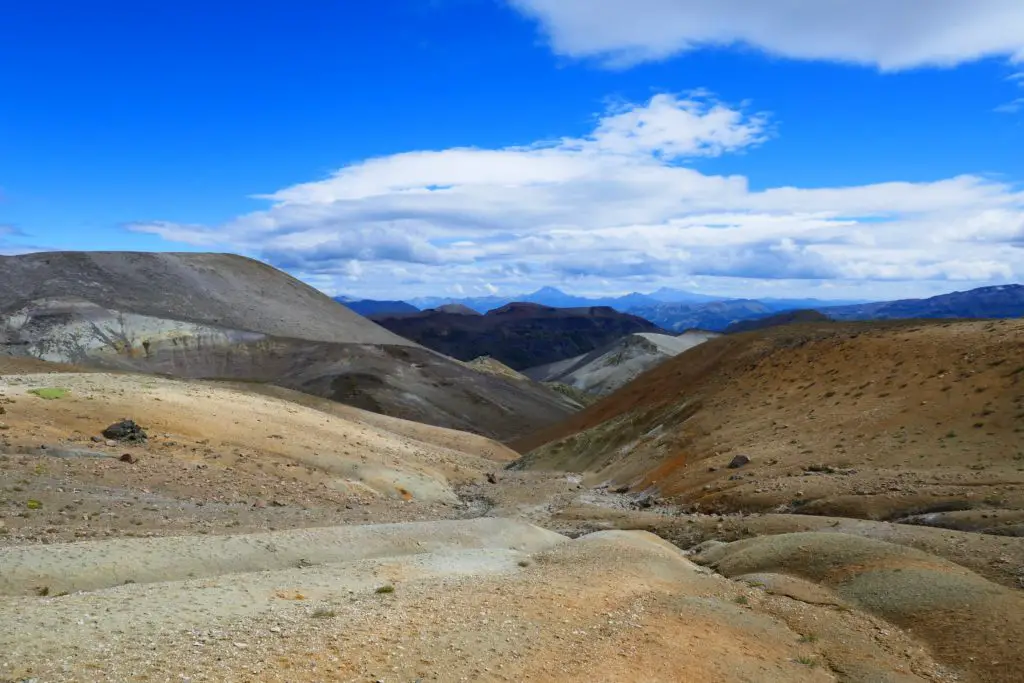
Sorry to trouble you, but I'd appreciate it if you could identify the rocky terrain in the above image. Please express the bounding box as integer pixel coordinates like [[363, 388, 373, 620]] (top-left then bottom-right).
[[4, 359, 1022, 682], [371, 302, 664, 370], [525, 331, 720, 396], [0, 252, 578, 441], [3, 281, 1024, 682]]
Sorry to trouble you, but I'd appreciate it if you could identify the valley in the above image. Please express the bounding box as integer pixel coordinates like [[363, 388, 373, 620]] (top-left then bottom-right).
[[2, 255, 1023, 682]]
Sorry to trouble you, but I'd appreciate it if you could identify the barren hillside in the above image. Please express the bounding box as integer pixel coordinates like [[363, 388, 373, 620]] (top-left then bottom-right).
[[0, 252, 578, 440], [514, 318, 1024, 522], [0, 251, 411, 346], [6, 365, 1022, 682]]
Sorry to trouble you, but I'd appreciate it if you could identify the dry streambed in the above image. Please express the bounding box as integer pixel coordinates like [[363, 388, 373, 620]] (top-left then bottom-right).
[[0, 520, 953, 683]]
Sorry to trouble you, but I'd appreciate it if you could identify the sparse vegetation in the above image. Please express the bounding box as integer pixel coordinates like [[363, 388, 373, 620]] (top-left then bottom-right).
[[311, 607, 337, 619], [733, 595, 749, 605], [375, 584, 395, 594], [28, 387, 69, 400]]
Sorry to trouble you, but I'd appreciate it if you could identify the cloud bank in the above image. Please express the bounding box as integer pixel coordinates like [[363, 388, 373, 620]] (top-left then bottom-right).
[[507, 0, 1024, 70], [129, 93, 1024, 298]]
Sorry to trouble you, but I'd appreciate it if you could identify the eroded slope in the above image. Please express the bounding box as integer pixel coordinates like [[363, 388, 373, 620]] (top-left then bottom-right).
[[0, 252, 578, 440], [515, 319, 1024, 521]]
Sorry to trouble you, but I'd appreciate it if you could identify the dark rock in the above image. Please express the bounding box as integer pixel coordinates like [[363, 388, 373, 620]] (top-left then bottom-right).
[[119, 453, 137, 464], [727, 454, 751, 469], [102, 419, 147, 443], [486, 472, 498, 484], [612, 485, 630, 494]]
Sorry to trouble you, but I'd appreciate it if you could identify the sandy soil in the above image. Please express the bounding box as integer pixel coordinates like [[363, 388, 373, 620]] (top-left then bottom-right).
[[0, 363, 1016, 682]]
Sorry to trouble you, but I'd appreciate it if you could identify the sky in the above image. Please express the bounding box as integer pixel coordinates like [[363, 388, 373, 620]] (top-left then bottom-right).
[[2, 0, 1024, 302]]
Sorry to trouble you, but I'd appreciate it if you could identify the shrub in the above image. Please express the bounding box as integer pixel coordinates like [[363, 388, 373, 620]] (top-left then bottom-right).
[[28, 388, 69, 400]]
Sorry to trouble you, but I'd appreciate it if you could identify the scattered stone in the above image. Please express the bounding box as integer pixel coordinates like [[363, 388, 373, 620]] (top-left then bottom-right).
[[105, 440, 118, 447], [612, 485, 630, 494], [252, 499, 267, 509], [727, 454, 751, 469], [91, 435, 103, 442], [119, 453, 138, 464], [0, 423, 8, 430], [102, 419, 148, 443]]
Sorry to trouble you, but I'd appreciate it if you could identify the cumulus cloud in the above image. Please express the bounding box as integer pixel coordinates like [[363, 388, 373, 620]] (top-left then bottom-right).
[[506, 0, 1024, 70], [128, 92, 1024, 298]]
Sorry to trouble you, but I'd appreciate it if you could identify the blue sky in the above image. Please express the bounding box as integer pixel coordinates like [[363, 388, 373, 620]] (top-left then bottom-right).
[[2, 0, 1023, 301]]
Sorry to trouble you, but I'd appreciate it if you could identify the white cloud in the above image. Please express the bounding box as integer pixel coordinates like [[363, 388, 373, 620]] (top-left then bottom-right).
[[507, 0, 1024, 70], [996, 97, 1024, 113], [128, 92, 1024, 299]]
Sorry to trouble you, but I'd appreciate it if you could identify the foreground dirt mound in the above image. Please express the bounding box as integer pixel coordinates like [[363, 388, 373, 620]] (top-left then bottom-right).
[[1, 517, 565, 595], [546, 503, 1024, 590], [693, 532, 1024, 682], [0, 371, 518, 529], [1, 523, 951, 682], [0, 251, 579, 440], [514, 318, 1024, 520]]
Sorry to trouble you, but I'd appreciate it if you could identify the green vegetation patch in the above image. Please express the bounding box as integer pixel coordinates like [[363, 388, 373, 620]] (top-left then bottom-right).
[[28, 387, 69, 400]]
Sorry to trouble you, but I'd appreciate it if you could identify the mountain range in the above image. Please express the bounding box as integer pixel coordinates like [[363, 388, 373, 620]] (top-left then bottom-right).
[[340, 284, 1024, 332], [369, 302, 663, 370]]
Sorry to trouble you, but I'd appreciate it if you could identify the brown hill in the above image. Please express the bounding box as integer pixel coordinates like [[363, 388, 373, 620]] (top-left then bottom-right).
[[513, 318, 1024, 521], [371, 302, 663, 370], [0, 252, 578, 441]]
